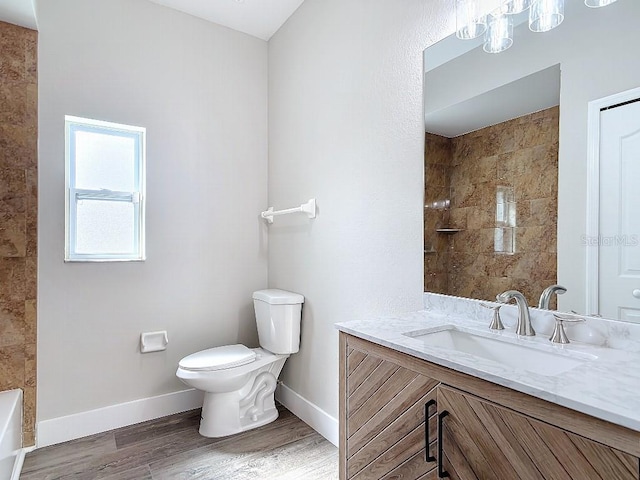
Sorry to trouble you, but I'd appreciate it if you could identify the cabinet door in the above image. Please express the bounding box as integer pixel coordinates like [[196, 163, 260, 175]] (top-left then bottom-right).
[[437, 386, 640, 480], [342, 337, 440, 479]]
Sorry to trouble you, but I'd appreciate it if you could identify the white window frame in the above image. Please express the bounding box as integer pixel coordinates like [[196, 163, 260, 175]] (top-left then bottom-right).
[[65, 116, 146, 262]]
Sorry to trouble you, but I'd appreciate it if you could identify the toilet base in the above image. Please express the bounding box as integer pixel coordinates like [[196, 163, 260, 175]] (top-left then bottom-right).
[[199, 396, 279, 438], [198, 357, 287, 438]]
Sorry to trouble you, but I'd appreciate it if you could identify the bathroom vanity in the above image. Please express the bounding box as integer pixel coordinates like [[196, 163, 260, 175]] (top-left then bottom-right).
[[337, 297, 640, 480]]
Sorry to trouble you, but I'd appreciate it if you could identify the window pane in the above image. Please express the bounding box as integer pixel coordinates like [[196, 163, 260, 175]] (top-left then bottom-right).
[[74, 129, 137, 191], [75, 200, 136, 254]]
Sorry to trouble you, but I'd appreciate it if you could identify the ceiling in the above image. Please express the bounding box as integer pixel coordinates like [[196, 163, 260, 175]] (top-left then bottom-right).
[[0, 0, 304, 40], [0, 0, 37, 30], [147, 0, 305, 41], [425, 65, 561, 138]]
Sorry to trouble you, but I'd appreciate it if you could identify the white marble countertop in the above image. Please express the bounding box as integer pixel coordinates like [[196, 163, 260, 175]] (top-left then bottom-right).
[[336, 307, 640, 433]]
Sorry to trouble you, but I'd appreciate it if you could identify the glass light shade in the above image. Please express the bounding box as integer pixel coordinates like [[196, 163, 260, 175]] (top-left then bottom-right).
[[484, 13, 514, 53], [500, 0, 532, 14], [584, 0, 617, 7], [456, 0, 487, 39], [529, 0, 564, 32]]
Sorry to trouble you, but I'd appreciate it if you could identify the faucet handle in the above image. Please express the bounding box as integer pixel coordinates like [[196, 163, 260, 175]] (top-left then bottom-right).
[[550, 314, 585, 344], [480, 303, 505, 331]]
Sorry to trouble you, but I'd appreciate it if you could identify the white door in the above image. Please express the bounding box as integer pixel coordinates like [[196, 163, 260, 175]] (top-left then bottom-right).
[[599, 99, 640, 321]]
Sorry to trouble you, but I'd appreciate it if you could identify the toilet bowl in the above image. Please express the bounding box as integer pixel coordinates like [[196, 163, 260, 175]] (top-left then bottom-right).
[[176, 289, 304, 438]]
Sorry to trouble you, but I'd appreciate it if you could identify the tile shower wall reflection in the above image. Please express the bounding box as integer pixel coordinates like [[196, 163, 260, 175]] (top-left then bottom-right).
[[0, 21, 38, 446], [425, 107, 558, 305]]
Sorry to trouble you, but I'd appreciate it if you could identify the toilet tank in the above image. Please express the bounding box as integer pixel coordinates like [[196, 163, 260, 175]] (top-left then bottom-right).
[[252, 289, 304, 354]]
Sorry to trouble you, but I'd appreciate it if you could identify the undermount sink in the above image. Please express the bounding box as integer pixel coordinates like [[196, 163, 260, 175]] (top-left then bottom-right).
[[403, 326, 597, 377]]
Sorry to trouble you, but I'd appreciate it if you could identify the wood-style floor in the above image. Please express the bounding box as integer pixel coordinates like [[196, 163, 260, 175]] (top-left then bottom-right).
[[21, 405, 338, 480]]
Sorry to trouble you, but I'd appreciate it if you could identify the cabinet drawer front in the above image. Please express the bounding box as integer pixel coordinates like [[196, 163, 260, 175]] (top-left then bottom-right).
[[438, 386, 639, 480]]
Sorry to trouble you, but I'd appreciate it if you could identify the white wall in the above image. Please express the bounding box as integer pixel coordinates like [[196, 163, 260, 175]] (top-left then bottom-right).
[[267, 0, 452, 421], [37, 0, 268, 422]]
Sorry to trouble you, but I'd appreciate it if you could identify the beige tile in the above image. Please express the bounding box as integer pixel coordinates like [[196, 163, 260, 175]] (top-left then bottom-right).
[[485, 253, 519, 278], [451, 181, 477, 208], [425, 133, 452, 166], [0, 124, 37, 170], [0, 344, 24, 390], [424, 272, 448, 294], [23, 386, 36, 446], [23, 430, 35, 448], [426, 164, 449, 188], [0, 257, 26, 301], [26, 168, 37, 257], [451, 135, 475, 166], [24, 299, 35, 344], [25, 81, 37, 128], [517, 225, 556, 254], [450, 230, 476, 253], [0, 20, 38, 446], [0, 83, 28, 126], [25, 342, 35, 387], [25, 256, 36, 299], [448, 207, 468, 230], [0, 206, 26, 257], [424, 185, 450, 204], [467, 204, 497, 230], [0, 299, 24, 347], [0, 167, 26, 199], [0, 25, 26, 82], [425, 250, 448, 274], [24, 31, 37, 84]]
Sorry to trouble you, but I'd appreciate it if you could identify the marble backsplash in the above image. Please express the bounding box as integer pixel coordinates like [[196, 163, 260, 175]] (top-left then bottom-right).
[[423, 292, 640, 353], [0, 20, 38, 446]]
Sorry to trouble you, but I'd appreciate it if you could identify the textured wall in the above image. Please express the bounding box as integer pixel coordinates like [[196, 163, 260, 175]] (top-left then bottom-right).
[[424, 107, 558, 306], [37, 0, 268, 424], [268, 0, 453, 422], [424, 132, 452, 294], [0, 20, 37, 446]]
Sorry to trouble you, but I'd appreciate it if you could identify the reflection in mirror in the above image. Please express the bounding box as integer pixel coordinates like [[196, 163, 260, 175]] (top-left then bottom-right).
[[424, 102, 559, 306], [424, 20, 561, 307], [423, 0, 640, 320]]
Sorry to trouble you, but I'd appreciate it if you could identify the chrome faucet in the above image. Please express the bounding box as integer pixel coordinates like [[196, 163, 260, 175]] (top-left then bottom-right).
[[538, 284, 567, 310], [550, 313, 585, 344], [496, 290, 535, 336]]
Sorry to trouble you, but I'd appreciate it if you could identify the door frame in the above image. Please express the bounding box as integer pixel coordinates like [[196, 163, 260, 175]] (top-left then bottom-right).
[[585, 86, 640, 315]]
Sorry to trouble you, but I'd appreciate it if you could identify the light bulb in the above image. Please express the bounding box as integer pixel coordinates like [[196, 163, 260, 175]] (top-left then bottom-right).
[[484, 13, 514, 53], [456, 0, 488, 39], [529, 0, 564, 33]]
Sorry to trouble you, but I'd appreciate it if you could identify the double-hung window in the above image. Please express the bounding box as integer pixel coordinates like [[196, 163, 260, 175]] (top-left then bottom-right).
[[65, 116, 146, 261]]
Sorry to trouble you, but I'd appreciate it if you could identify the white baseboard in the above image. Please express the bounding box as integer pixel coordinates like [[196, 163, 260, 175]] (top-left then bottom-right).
[[36, 389, 204, 448], [275, 384, 338, 447]]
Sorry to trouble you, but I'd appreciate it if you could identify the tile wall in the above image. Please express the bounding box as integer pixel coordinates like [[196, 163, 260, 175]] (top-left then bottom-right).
[[424, 107, 558, 306], [0, 20, 38, 446]]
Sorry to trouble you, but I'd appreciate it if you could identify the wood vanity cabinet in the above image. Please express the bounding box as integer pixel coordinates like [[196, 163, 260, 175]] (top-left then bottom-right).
[[339, 332, 640, 480]]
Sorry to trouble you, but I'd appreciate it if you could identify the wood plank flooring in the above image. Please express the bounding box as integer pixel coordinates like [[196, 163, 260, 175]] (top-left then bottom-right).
[[21, 405, 338, 480]]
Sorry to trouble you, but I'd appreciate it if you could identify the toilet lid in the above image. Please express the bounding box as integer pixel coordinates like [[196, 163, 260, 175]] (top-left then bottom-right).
[[179, 344, 257, 372]]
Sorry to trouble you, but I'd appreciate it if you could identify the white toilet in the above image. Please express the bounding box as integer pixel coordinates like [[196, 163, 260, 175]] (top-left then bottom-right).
[[176, 289, 304, 438]]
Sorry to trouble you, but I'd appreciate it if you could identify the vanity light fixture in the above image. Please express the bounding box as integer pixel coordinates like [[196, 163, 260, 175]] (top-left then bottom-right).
[[456, 0, 487, 39], [484, 12, 514, 53], [529, 0, 564, 32], [455, 0, 616, 53]]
